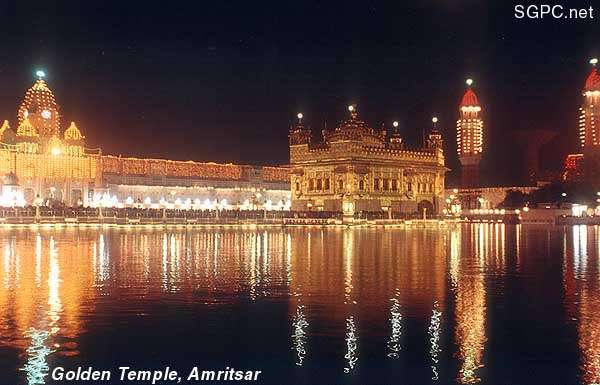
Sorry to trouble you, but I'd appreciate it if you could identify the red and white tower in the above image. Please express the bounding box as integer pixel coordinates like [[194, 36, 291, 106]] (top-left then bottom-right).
[[579, 59, 600, 148], [580, 58, 600, 184], [456, 78, 483, 187]]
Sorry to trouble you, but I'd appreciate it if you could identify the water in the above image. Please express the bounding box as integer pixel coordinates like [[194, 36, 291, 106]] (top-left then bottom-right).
[[0, 224, 597, 384]]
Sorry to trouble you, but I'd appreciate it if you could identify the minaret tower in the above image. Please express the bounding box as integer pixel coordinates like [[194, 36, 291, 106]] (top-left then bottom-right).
[[456, 78, 483, 187], [580, 58, 600, 149], [289, 112, 311, 146], [579, 58, 600, 184], [427, 116, 444, 149]]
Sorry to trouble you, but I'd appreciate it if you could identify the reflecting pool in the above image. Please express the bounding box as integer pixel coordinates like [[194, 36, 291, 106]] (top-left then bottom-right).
[[0, 224, 597, 384]]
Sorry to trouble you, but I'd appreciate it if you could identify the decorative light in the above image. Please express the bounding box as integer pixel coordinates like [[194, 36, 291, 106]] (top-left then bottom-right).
[[466, 78, 473, 86], [348, 105, 354, 112], [50, 147, 61, 156], [432, 117, 438, 123], [35, 70, 45, 79], [392, 121, 399, 128], [590, 58, 598, 66], [297, 112, 303, 120]]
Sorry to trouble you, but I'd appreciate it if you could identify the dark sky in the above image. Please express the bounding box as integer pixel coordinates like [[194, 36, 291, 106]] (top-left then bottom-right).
[[0, 0, 598, 185]]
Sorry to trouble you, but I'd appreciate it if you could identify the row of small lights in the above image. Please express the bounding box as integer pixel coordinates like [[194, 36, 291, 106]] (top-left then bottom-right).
[[469, 208, 508, 215], [90, 193, 291, 210]]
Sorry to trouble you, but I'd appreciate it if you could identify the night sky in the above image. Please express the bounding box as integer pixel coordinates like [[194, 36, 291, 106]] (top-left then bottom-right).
[[0, 0, 598, 185]]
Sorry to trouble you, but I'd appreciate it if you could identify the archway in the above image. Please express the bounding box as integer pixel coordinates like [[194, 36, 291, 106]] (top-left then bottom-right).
[[417, 200, 434, 218]]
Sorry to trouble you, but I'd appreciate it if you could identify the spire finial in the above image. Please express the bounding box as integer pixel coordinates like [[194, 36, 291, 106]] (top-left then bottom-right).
[[35, 70, 45, 80], [348, 104, 357, 119], [466, 78, 473, 86], [591, 58, 598, 67], [297, 112, 303, 123]]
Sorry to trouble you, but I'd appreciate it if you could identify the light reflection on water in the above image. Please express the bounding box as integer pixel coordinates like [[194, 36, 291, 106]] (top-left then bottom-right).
[[0, 225, 598, 384], [428, 301, 442, 381], [387, 289, 402, 359]]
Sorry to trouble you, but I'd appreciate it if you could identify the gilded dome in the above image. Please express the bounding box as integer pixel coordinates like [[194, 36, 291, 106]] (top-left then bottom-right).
[[16, 117, 39, 139], [324, 105, 384, 144], [0, 120, 9, 138], [64, 121, 85, 142], [0, 120, 16, 144], [17, 78, 60, 137]]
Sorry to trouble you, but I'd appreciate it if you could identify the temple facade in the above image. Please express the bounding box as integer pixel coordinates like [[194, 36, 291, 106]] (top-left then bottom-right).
[[289, 105, 447, 217], [0, 74, 290, 208]]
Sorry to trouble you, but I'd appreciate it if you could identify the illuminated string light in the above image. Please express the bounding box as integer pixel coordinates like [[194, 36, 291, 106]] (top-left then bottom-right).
[[457, 80, 484, 176], [581, 59, 600, 149]]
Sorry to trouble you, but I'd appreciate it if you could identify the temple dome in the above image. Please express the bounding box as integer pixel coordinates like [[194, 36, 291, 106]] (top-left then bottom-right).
[[17, 78, 60, 137], [323, 105, 385, 144], [16, 117, 39, 139], [584, 68, 600, 91], [64, 121, 85, 142], [460, 88, 479, 107], [0, 120, 9, 138]]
